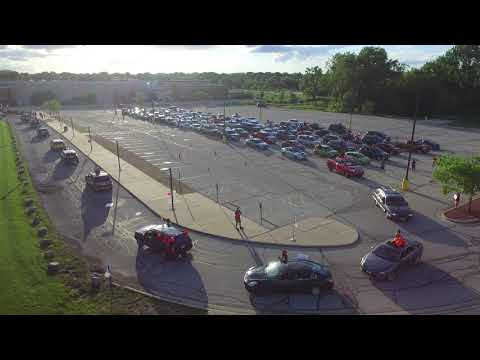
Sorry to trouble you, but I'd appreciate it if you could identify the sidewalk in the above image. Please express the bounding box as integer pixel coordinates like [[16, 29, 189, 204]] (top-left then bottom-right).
[[45, 117, 358, 247]]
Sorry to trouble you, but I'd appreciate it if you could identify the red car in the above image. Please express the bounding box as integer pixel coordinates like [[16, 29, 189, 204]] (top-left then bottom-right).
[[327, 157, 364, 178], [375, 143, 401, 155]]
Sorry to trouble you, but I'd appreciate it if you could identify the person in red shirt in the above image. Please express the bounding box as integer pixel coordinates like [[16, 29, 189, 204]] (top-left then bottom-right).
[[393, 230, 406, 248], [235, 207, 243, 230]]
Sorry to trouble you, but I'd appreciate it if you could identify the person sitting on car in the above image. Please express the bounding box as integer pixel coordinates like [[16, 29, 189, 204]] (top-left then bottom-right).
[[279, 250, 288, 264], [392, 230, 406, 248]]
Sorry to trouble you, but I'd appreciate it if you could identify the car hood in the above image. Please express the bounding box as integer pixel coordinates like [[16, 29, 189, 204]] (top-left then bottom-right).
[[361, 253, 396, 273], [245, 265, 267, 280]]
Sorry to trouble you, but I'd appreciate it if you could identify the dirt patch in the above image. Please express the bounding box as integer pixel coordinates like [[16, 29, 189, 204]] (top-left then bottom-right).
[[444, 197, 480, 222], [92, 134, 195, 195]]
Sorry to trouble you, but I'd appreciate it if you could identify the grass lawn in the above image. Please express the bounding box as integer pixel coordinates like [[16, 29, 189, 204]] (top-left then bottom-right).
[[0, 120, 204, 315]]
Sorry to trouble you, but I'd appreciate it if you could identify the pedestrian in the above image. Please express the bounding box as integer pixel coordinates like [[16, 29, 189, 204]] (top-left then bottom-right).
[[392, 229, 406, 248], [235, 207, 243, 230], [380, 155, 386, 170], [432, 156, 437, 168], [454, 192, 460, 208], [279, 250, 288, 264], [165, 218, 171, 227], [411, 159, 416, 172]]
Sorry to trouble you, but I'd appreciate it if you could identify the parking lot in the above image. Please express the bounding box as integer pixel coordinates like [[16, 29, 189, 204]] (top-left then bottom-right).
[[10, 106, 480, 314]]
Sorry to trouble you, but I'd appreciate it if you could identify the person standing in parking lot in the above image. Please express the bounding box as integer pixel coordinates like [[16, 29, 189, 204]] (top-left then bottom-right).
[[235, 207, 243, 230], [411, 159, 416, 172]]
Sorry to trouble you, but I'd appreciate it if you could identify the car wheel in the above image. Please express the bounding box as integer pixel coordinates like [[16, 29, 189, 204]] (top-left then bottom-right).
[[137, 240, 144, 248], [387, 271, 397, 281]]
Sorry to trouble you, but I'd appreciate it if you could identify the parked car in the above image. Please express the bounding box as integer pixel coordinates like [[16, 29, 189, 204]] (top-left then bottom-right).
[[344, 151, 370, 165], [327, 140, 348, 152], [372, 186, 413, 221], [314, 129, 330, 137], [359, 145, 388, 161], [85, 168, 113, 191], [282, 147, 307, 160], [244, 259, 334, 295], [60, 149, 79, 165], [246, 138, 269, 150], [50, 139, 66, 152], [362, 134, 384, 145], [225, 129, 240, 141], [297, 135, 321, 148], [328, 123, 347, 134], [375, 142, 401, 155], [393, 141, 431, 154], [322, 134, 340, 144], [415, 138, 440, 151], [314, 144, 338, 158], [281, 140, 305, 151], [365, 131, 391, 142], [36, 127, 50, 138], [361, 239, 423, 281], [326, 157, 364, 177], [135, 223, 193, 258]]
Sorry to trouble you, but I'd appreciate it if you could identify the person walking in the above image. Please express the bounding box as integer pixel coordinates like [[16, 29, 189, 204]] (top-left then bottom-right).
[[411, 159, 416, 172], [454, 192, 460, 208], [380, 154, 386, 170], [432, 156, 437, 168], [234, 207, 243, 230]]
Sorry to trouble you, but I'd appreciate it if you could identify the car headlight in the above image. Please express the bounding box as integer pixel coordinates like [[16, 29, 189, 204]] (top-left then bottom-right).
[[248, 281, 258, 287], [390, 213, 397, 216]]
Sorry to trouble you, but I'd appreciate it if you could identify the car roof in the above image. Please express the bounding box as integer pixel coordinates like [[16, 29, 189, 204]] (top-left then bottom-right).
[[376, 186, 402, 196], [141, 224, 183, 236], [52, 139, 64, 143], [63, 149, 76, 154]]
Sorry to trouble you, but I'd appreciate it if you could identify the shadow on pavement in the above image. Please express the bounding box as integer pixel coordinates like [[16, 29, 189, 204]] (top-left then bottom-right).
[[135, 246, 208, 310], [42, 149, 60, 163], [351, 175, 385, 190], [30, 135, 48, 143], [52, 160, 77, 180], [372, 262, 480, 314], [80, 188, 112, 241], [248, 288, 359, 314], [399, 212, 468, 247]]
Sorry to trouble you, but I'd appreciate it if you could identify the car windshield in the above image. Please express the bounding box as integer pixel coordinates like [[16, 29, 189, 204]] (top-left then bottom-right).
[[373, 244, 400, 261], [264, 261, 286, 279], [386, 196, 407, 206], [94, 176, 110, 182]]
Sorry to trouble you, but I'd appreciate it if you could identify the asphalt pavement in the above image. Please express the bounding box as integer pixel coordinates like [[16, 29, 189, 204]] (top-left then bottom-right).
[[10, 105, 480, 314]]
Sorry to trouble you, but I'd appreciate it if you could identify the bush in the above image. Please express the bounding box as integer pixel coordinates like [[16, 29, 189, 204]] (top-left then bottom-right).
[[360, 100, 376, 114]]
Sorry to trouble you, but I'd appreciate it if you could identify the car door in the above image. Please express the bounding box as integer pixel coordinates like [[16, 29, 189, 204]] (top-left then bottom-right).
[[399, 246, 416, 266]]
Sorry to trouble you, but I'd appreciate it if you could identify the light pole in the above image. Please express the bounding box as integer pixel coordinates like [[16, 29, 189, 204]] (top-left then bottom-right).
[[112, 140, 121, 235], [402, 94, 419, 191], [169, 167, 174, 210]]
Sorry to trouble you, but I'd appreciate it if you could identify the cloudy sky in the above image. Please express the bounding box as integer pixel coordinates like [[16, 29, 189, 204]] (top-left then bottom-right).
[[0, 45, 453, 74]]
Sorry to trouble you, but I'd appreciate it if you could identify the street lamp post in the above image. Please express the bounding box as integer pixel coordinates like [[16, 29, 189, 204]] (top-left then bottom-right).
[[402, 94, 419, 191], [169, 167, 174, 210], [112, 141, 121, 235]]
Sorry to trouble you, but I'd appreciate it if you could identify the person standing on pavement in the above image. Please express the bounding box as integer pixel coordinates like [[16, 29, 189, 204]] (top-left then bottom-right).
[[454, 192, 460, 208], [380, 154, 386, 170], [279, 250, 288, 264], [411, 159, 416, 172], [432, 156, 437, 168], [235, 207, 243, 230]]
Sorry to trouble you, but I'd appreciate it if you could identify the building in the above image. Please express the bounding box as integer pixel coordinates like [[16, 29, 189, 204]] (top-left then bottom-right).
[[0, 79, 227, 106]]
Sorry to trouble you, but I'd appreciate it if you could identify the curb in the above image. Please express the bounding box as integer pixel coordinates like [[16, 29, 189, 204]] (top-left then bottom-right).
[[440, 211, 480, 224], [44, 118, 360, 249]]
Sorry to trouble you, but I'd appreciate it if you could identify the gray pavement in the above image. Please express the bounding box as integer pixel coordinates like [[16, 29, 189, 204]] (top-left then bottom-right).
[[10, 104, 480, 315]]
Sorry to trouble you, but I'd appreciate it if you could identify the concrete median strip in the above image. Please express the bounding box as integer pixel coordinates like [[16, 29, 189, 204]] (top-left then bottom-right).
[[44, 118, 358, 247]]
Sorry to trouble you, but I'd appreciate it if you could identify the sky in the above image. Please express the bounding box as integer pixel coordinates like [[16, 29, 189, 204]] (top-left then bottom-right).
[[0, 45, 453, 74]]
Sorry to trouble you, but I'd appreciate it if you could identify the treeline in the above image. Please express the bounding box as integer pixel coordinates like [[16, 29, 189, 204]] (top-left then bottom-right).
[[1, 45, 479, 117]]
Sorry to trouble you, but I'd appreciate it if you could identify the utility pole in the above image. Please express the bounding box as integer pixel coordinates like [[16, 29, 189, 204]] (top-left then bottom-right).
[[402, 94, 419, 191], [112, 141, 121, 235], [71, 117, 75, 137], [223, 102, 227, 143], [169, 167, 174, 211], [88, 126, 92, 152]]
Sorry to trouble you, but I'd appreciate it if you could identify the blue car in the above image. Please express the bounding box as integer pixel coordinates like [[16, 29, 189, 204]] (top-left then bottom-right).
[[282, 147, 307, 160], [246, 138, 269, 150]]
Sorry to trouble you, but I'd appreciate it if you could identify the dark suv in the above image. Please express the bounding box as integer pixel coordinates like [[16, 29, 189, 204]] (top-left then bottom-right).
[[360, 145, 388, 160], [135, 223, 193, 258], [372, 186, 413, 221]]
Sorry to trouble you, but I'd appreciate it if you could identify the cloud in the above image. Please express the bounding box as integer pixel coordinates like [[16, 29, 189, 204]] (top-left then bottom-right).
[[0, 48, 49, 61], [251, 45, 351, 62], [22, 45, 80, 51], [153, 45, 217, 50]]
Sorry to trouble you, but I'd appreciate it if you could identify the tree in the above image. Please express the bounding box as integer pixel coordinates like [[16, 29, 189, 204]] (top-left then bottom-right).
[[135, 92, 145, 106], [31, 90, 57, 106], [42, 99, 61, 115], [300, 66, 324, 100], [433, 154, 480, 214]]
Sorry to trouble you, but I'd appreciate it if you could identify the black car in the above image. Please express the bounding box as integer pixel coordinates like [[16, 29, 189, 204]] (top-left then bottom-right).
[[361, 239, 423, 281], [415, 139, 440, 151], [328, 123, 347, 134], [36, 127, 50, 138], [359, 145, 388, 160], [365, 131, 390, 142], [322, 134, 340, 144], [314, 129, 330, 137], [327, 139, 347, 152], [243, 259, 334, 295], [135, 224, 193, 258], [361, 134, 384, 145], [372, 186, 413, 221]]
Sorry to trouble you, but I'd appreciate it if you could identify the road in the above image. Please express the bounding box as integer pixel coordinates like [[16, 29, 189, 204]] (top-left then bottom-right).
[[10, 105, 480, 314]]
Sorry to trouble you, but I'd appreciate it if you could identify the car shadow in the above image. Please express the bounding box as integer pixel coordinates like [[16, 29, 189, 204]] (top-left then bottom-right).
[[248, 288, 359, 314], [30, 135, 48, 143], [135, 246, 208, 310], [80, 188, 112, 241], [371, 262, 480, 314], [399, 211, 468, 247], [42, 149, 60, 163], [351, 175, 385, 190], [52, 160, 77, 181]]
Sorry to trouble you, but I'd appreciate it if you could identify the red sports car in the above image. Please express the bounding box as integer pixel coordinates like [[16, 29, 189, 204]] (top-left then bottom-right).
[[326, 157, 364, 178]]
